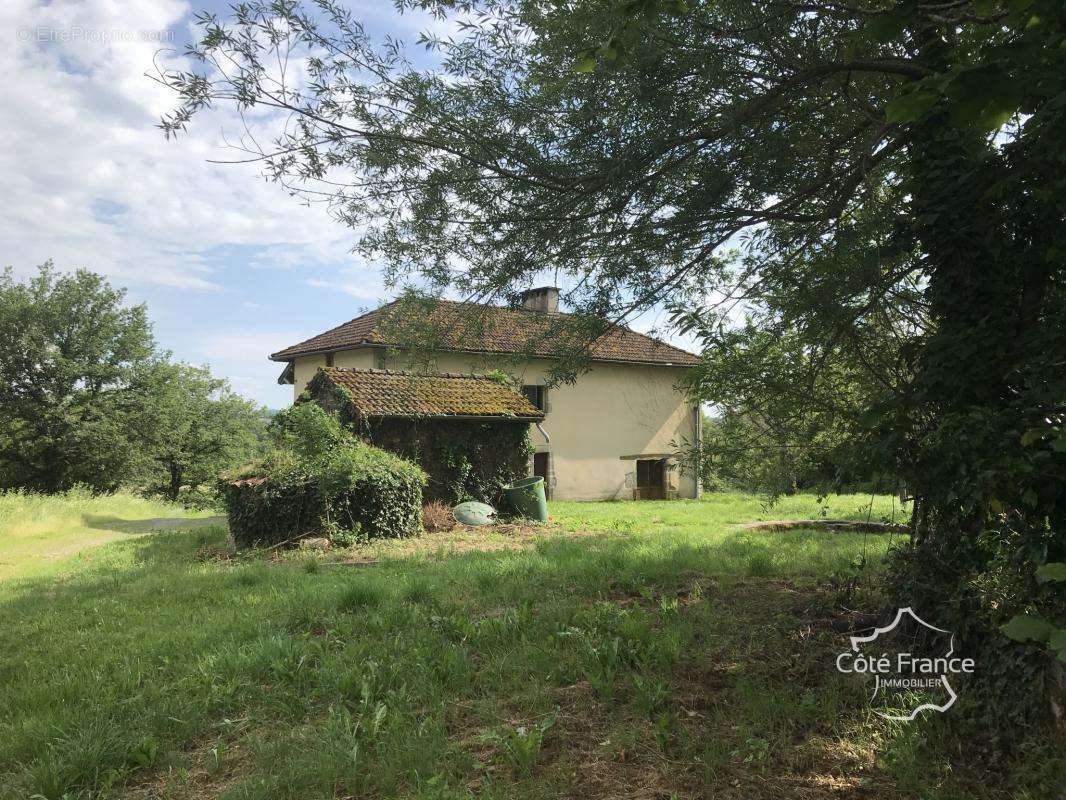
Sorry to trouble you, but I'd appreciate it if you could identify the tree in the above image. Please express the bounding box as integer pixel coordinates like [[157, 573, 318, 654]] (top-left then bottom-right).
[[136, 363, 267, 502], [0, 263, 157, 492], [690, 322, 899, 496], [0, 263, 269, 498], [161, 0, 1065, 716]]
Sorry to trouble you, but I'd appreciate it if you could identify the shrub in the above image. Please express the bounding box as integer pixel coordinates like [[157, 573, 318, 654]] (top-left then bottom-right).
[[422, 501, 454, 532], [221, 405, 426, 547], [324, 520, 364, 548]]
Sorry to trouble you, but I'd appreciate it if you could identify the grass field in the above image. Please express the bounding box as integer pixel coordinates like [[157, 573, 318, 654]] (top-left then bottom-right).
[[0, 491, 1059, 799], [0, 488, 217, 581]]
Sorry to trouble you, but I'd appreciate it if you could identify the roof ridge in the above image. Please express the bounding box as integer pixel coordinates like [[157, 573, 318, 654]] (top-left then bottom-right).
[[405, 298, 699, 361]]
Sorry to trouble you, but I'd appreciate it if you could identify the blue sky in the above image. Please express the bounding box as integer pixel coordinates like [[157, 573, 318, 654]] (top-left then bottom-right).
[[4, 0, 692, 408]]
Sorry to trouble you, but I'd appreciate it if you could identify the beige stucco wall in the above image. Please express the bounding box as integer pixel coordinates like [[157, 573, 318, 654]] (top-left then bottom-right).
[[292, 349, 376, 397], [288, 347, 699, 501]]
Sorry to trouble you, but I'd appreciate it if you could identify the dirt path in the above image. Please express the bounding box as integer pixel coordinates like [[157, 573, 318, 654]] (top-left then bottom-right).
[[0, 516, 226, 581]]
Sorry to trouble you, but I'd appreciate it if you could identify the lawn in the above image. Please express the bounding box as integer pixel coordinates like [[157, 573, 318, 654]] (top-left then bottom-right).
[[0, 492, 1058, 799]]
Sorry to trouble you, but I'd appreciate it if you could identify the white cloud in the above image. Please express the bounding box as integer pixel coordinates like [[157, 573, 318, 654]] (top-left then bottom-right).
[[0, 0, 361, 290], [192, 329, 310, 408], [306, 276, 383, 301], [0, 0, 494, 405], [197, 330, 309, 363]]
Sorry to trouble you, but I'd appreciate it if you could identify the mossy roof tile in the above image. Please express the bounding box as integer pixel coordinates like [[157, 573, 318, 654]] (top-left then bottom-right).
[[315, 367, 545, 420], [271, 299, 698, 366]]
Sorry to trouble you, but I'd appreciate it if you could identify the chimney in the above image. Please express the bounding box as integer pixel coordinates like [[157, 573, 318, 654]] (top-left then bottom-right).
[[520, 286, 560, 314]]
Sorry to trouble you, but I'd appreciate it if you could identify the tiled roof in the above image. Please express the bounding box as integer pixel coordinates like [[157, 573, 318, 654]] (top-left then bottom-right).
[[271, 299, 698, 366], [313, 367, 545, 420]]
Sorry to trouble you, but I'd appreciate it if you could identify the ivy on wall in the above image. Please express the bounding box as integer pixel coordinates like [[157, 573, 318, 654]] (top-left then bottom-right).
[[358, 417, 533, 505], [300, 379, 535, 505]]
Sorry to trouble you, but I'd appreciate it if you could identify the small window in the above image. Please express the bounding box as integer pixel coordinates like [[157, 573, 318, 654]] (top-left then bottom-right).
[[522, 385, 545, 411], [325, 352, 335, 367]]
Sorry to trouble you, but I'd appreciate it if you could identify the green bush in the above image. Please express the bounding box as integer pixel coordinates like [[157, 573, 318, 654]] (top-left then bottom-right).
[[221, 405, 426, 547]]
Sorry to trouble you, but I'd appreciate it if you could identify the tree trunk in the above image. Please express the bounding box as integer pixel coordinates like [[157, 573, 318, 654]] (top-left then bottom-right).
[[168, 464, 182, 502]]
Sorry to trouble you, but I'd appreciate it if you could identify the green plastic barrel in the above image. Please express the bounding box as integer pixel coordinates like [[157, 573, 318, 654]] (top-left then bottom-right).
[[503, 476, 548, 522]]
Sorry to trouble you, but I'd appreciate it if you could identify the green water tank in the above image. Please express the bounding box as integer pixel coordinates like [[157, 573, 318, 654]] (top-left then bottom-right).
[[502, 476, 548, 522]]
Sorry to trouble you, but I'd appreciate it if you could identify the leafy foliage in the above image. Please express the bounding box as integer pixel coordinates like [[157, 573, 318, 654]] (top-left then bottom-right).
[[1001, 564, 1066, 662], [685, 322, 902, 496], [221, 404, 426, 546], [161, 0, 1066, 726], [0, 262, 157, 492], [136, 362, 267, 503], [0, 263, 268, 499], [358, 418, 533, 505]]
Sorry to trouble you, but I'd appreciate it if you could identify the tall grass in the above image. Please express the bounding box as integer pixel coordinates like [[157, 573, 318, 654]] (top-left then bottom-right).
[[551, 491, 908, 535], [0, 488, 210, 581]]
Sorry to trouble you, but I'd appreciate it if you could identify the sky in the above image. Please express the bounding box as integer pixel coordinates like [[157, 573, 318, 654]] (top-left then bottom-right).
[[4, 0, 695, 408]]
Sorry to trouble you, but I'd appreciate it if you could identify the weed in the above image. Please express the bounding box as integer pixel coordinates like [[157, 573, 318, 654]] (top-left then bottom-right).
[[733, 735, 772, 772], [207, 739, 228, 774], [745, 551, 775, 577], [401, 578, 435, 606], [489, 711, 556, 776], [581, 635, 623, 700], [631, 672, 670, 717], [878, 724, 927, 792], [698, 739, 730, 783], [659, 595, 680, 616], [653, 711, 676, 753], [326, 521, 365, 549]]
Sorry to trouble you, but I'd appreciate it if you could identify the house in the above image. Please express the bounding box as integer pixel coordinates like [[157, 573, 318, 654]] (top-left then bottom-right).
[[303, 367, 544, 504], [271, 287, 702, 501]]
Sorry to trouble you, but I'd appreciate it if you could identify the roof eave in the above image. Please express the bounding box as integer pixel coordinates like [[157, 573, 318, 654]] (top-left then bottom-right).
[[269, 340, 375, 362], [364, 413, 545, 422]]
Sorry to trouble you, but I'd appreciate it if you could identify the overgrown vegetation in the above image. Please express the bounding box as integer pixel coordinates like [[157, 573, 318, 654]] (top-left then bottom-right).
[[1, 493, 1061, 799], [697, 409, 888, 497], [305, 373, 535, 505], [221, 404, 425, 546]]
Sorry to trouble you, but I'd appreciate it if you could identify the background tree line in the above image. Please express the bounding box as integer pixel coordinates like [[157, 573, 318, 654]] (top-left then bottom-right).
[[0, 262, 268, 505]]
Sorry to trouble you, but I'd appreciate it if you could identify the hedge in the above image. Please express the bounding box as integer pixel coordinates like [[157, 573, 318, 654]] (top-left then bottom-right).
[[220, 408, 426, 547]]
